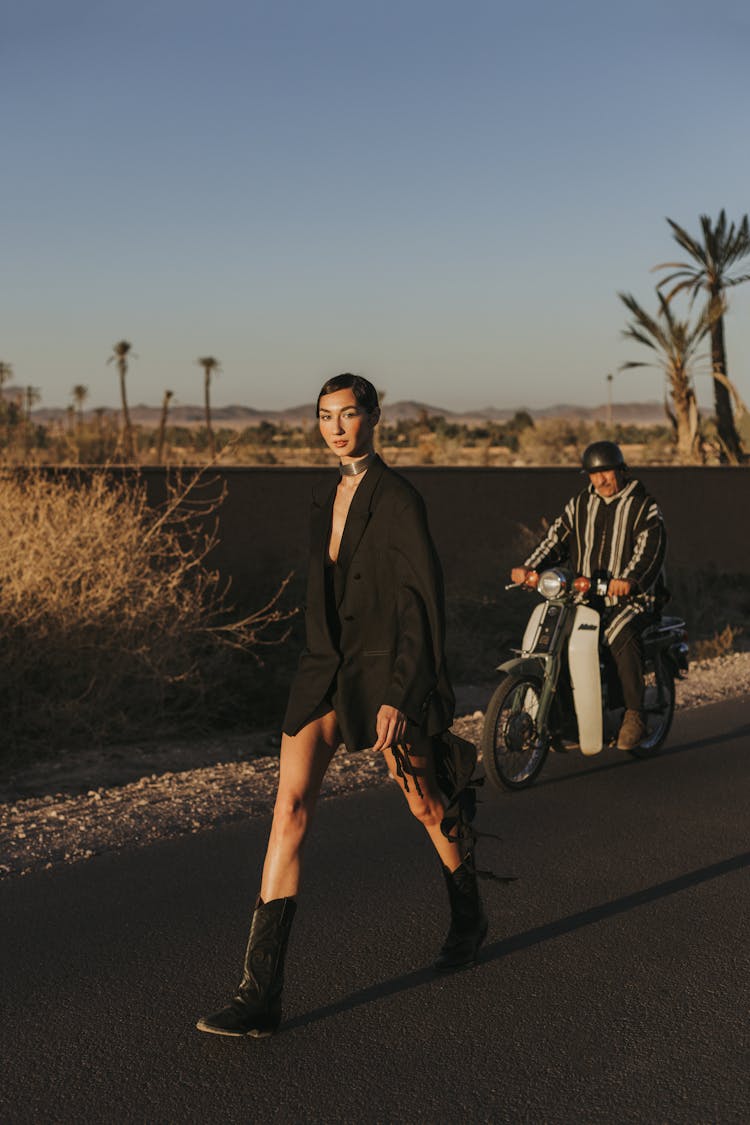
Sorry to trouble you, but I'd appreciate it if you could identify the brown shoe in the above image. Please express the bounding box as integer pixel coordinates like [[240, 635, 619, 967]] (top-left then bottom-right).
[[617, 709, 646, 750]]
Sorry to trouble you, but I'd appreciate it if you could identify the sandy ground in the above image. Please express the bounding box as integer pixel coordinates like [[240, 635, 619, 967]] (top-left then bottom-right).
[[1, 653, 749, 880]]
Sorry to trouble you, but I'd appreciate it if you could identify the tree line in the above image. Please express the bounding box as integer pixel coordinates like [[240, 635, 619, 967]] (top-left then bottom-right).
[[2, 210, 748, 466]]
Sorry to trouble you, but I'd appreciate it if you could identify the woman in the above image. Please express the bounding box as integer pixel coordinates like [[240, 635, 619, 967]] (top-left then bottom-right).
[[197, 373, 486, 1039]]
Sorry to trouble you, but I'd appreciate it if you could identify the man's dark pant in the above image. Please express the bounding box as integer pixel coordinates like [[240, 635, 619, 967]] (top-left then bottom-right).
[[606, 619, 645, 713]]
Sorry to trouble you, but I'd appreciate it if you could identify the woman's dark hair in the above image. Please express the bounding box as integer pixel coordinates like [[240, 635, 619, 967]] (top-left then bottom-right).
[[316, 373, 379, 416]]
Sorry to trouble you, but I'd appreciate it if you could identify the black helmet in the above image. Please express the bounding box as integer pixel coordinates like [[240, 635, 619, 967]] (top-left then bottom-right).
[[581, 441, 627, 473]]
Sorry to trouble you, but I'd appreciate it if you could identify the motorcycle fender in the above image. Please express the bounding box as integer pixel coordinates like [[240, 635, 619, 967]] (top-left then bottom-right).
[[567, 605, 603, 755], [496, 656, 545, 679]]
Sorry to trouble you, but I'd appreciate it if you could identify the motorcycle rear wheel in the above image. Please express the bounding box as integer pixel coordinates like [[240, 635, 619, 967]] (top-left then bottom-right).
[[481, 673, 549, 790], [629, 658, 675, 758]]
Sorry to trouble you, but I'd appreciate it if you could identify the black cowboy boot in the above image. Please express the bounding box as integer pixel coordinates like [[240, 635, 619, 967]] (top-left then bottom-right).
[[434, 856, 488, 973], [196, 896, 297, 1038]]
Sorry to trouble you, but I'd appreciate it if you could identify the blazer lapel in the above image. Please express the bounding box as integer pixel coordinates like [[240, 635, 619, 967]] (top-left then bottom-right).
[[310, 478, 337, 562], [334, 456, 385, 606]]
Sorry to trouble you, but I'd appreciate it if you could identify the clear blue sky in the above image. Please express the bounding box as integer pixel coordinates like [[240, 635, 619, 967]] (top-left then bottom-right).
[[2, 0, 750, 414]]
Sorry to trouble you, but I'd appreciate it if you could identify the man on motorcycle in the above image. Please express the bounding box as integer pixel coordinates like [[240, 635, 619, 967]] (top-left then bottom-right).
[[510, 441, 667, 751]]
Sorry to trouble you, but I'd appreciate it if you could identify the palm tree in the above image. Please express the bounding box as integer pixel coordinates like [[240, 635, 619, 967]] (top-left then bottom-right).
[[24, 385, 41, 421], [618, 290, 718, 464], [605, 373, 614, 432], [0, 362, 12, 428], [71, 384, 89, 433], [654, 211, 750, 462], [197, 357, 221, 458], [156, 389, 173, 463], [22, 386, 42, 458], [107, 340, 135, 460]]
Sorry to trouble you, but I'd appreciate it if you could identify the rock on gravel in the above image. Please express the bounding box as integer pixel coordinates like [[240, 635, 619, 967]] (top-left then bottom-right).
[[674, 652, 750, 709], [1, 654, 748, 880]]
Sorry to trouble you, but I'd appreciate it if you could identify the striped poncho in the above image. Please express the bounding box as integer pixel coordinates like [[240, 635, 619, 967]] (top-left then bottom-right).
[[523, 477, 667, 648]]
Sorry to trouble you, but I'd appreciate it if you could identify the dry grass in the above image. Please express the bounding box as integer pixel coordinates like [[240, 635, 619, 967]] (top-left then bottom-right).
[[0, 469, 295, 762], [444, 553, 750, 685], [667, 567, 750, 654], [691, 625, 744, 660]]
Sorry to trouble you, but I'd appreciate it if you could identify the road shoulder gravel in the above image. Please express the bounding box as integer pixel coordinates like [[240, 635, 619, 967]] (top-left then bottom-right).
[[1, 653, 748, 880]]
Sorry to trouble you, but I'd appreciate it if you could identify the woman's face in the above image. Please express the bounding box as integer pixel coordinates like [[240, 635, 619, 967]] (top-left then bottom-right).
[[318, 388, 378, 461]]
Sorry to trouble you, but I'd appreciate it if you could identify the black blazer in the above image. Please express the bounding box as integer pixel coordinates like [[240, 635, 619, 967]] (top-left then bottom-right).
[[283, 456, 455, 751]]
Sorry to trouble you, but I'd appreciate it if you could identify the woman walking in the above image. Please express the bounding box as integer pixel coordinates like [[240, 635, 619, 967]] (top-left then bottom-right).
[[197, 373, 486, 1038]]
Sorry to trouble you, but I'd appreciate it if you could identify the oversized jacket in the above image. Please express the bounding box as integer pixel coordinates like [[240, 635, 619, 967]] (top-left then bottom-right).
[[523, 477, 667, 649], [282, 455, 455, 751]]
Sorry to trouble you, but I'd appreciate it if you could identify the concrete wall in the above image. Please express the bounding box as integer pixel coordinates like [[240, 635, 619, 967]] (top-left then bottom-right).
[[130, 465, 749, 605]]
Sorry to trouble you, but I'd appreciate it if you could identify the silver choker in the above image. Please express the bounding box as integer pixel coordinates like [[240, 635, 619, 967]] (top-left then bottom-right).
[[339, 452, 375, 477]]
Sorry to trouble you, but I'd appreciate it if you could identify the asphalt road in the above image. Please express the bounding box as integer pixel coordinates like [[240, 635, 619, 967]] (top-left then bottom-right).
[[2, 697, 749, 1124]]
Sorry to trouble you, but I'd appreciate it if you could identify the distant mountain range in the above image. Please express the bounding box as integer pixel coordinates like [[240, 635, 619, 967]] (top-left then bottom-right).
[[22, 394, 668, 427]]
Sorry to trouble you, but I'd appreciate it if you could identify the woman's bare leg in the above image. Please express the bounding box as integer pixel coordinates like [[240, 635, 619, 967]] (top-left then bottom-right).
[[381, 737, 463, 871], [196, 714, 339, 1036], [260, 710, 340, 901], [383, 735, 487, 972]]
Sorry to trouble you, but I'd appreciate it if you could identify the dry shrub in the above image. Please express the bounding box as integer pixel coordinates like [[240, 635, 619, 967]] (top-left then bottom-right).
[[691, 625, 743, 660], [0, 470, 295, 761], [512, 518, 551, 561], [516, 419, 593, 465], [446, 592, 526, 682], [444, 517, 554, 681], [668, 567, 750, 649]]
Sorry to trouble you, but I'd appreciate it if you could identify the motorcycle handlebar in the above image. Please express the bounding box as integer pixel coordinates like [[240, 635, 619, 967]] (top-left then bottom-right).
[[505, 576, 627, 597]]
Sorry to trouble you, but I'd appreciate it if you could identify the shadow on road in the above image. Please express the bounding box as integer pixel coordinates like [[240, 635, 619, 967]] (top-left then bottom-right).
[[480, 848, 750, 960], [285, 849, 750, 1032], [659, 722, 750, 758], [528, 721, 750, 791]]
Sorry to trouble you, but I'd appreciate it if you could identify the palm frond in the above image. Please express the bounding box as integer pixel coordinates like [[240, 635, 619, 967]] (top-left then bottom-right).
[[652, 260, 700, 273], [722, 271, 750, 289], [618, 288, 711, 388], [622, 330, 659, 351], [654, 274, 703, 305], [657, 212, 750, 312], [666, 218, 708, 266], [708, 370, 749, 417]]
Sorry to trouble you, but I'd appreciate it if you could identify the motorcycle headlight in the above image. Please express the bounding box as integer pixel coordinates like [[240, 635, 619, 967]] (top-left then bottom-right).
[[538, 569, 567, 599]]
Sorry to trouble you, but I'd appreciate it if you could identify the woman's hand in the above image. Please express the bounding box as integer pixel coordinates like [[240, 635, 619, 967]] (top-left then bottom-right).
[[372, 704, 407, 751], [607, 578, 633, 598]]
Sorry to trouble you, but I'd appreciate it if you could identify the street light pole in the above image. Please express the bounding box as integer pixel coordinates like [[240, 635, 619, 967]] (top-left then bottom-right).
[[606, 373, 613, 433]]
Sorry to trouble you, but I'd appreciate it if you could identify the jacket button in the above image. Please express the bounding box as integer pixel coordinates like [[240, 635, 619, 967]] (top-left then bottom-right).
[[353, 573, 361, 580], [343, 614, 354, 622]]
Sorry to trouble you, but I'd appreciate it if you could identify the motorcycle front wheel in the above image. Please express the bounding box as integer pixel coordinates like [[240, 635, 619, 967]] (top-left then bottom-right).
[[629, 657, 676, 758], [481, 673, 549, 790]]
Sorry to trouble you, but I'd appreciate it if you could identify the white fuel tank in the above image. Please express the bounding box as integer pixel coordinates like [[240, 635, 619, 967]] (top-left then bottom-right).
[[567, 605, 603, 755]]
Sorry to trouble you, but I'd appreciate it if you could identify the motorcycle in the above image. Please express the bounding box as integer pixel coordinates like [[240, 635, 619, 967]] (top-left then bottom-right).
[[480, 567, 689, 791]]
